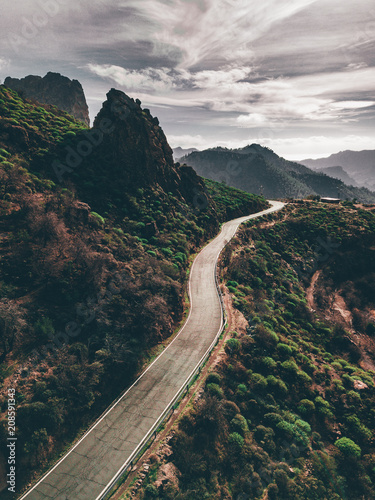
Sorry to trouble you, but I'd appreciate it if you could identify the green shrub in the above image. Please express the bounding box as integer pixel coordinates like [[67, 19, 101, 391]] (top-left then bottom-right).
[[297, 399, 315, 416], [227, 280, 238, 287], [230, 414, 248, 436], [90, 211, 105, 227], [206, 372, 222, 386], [225, 338, 241, 354], [297, 370, 312, 385], [277, 343, 293, 358], [206, 383, 224, 399], [34, 317, 55, 343], [267, 376, 288, 397], [174, 252, 187, 264], [144, 484, 158, 498], [347, 390, 361, 405], [335, 437, 361, 459], [264, 412, 283, 427], [236, 384, 247, 397], [295, 419, 311, 435], [228, 432, 244, 449], [161, 247, 173, 256], [250, 373, 268, 392], [281, 360, 299, 378], [254, 324, 279, 348], [261, 356, 277, 371]]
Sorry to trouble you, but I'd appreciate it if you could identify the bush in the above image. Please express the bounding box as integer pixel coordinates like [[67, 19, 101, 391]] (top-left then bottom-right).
[[250, 373, 268, 392], [295, 419, 311, 435], [90, 211, 105, 227], [254, 324, 279, 349], [206, 372, 222, 385], [236, 383, 247, 397], [261, 356, 277, 372], [277, 343, 293, 358], [229, 432, 244, 449], [144, 484, 158, 498], [34, 317, 55, 343], [230, 414, 248, 436], [281, 360, 299, 380], [297, 370, 312, 386], [268, 483, 279, 500], [335, 437, 361, 459], [225, 338, 241, 354], [297, 399, 315, 416], [206, 383, 224, 399], [267, 376, 288, 398], [227, 280, 238, 287]]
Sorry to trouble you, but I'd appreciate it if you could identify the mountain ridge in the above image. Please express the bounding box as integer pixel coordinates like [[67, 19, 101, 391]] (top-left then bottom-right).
[[181, 144, 375, 202], [299, 149, 375, 191]]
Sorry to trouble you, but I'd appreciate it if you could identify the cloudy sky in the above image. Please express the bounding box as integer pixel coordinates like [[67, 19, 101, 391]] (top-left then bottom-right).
[[0, 0, 374, 159]]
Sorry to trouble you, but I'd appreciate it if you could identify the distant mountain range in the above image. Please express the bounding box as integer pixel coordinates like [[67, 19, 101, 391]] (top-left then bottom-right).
[[300, 150, 375, 191], [4, 72, 90, 126], [181, 144, 375, 202], [173, 147, 198, 159]]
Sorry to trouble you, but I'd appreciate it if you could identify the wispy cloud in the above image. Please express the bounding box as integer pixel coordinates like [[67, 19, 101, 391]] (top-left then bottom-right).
[[1, 0, 374, 157], [88, 62, 375, 126], [127, 0, 319, 68]]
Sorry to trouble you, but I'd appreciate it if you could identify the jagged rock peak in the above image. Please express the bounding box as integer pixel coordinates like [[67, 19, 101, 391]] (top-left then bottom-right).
[[4, 72, 90, 126], [92, 88, 177, 189]]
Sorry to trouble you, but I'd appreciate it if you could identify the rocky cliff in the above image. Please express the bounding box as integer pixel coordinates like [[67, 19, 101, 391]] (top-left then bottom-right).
[[4, 72, 90, 126], [62, 88, 210, 209]]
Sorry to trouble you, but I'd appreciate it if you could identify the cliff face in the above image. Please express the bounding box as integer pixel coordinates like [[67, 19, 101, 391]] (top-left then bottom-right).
[[75, 88, 209, 206], [4, 72, 90, 126], [93, 89, 177, 190]]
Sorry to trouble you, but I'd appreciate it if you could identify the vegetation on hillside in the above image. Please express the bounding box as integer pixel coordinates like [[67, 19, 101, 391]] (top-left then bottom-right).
[[142, 203, 375, 500], [0, 86, 267, 493]]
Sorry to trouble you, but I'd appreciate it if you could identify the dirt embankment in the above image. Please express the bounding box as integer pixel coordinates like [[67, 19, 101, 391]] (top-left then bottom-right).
[[306, 272, 375, 372]]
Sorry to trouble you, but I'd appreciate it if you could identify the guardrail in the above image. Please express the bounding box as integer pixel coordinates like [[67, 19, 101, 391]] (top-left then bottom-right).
[[97, 244, 229, 500]]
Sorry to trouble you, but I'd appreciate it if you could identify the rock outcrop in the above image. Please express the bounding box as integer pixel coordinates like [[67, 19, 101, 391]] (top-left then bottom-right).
[[85, 89, 209, 205], [4, 72, 90, 126]]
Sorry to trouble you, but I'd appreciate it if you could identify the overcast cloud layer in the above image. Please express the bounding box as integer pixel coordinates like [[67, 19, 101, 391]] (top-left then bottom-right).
[[0, 0, 374, 158]]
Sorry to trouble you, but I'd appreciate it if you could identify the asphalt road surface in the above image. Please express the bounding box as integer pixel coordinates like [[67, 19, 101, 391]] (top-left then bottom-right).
[[20, 200, 285, 500]]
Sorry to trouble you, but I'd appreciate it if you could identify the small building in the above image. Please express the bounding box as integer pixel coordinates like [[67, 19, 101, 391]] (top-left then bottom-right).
[[320, 197, 341, 204]]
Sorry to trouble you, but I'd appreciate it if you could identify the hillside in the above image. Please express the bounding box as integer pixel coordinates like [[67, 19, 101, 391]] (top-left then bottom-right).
[[138, 202, 375, 500], [300, 150, 375, 191], [4, 72, 90, 126], [315, 166, 358, 187], [0, 85, 267, 495], [182, 144, 375, 203]]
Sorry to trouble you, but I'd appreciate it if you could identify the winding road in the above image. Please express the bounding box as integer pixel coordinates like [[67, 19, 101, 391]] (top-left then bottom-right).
[[19, 201, 285, 500]]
